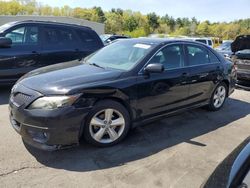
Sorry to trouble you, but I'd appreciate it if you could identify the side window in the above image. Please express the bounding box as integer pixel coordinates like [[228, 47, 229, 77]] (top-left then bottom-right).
[[209, 51, 220, 63], [5, 26, 38, 45], [186, 45, 210, 66], [43, 26, 77, 48], [149, 45, 183, 69], [76, 30, 96, 45], [208, 40, 212, 46], [195, 39, 207, 45]]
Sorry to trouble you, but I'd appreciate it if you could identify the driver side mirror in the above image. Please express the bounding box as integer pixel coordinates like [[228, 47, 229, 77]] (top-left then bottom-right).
[[144, 63, 164, 74], [0, 37, 12, 48]]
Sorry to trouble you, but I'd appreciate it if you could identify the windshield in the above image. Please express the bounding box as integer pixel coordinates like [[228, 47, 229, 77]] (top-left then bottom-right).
[[84, 40, 154, 71]]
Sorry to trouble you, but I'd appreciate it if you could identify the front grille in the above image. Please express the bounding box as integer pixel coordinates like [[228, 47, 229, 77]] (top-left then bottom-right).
[[12, 93, 32, 106]]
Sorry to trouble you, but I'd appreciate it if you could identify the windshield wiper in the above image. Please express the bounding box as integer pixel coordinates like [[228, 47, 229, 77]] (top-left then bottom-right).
[[89, 63, 105, 69]]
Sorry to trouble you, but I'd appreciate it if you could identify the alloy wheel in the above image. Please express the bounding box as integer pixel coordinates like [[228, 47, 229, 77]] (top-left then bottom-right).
[[89, 108, 125, 144], [213, 86, 226, 108]]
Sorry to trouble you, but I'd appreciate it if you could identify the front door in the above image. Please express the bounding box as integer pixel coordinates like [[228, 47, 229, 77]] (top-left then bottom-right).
[[136, 44, 190, 120], [0, 24, 41, 83]]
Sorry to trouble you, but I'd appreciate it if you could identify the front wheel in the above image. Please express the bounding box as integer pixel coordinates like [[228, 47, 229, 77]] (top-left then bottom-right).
[[83, 100, 130, 147], [207, 82, 227, 111]]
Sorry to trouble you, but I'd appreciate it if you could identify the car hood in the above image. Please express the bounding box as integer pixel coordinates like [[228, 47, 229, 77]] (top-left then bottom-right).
[[231, 35, 250, 53], [18, 60, 122, 95], [235, 50, 250, 60]]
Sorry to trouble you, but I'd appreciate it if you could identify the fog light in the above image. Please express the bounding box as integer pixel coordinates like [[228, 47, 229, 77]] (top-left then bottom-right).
[[27, 130, 49, 144]]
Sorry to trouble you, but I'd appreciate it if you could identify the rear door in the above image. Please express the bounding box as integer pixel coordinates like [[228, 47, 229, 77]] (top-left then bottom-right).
[[0, 24, 41, 82], [184, 43, 223, 104], [40, 25, 80, 66]]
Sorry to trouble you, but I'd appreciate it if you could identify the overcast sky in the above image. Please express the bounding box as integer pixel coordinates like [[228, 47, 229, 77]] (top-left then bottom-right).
[[39, 0, 250, 22]]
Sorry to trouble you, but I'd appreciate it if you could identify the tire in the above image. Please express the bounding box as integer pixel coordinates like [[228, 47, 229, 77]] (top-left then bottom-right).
[[207, 82, 228, 111], [83, 100, 130, 147]]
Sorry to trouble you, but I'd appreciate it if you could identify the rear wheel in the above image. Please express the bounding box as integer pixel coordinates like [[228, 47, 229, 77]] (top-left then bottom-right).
[[207, 82, 227, 111], [83, 100, 130, 147]]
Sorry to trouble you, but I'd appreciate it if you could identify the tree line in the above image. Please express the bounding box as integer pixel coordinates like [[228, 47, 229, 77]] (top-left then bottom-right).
[[0, 0, 249, 39]]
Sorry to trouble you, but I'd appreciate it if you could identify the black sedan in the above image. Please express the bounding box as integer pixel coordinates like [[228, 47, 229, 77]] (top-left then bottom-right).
[[9, 38, 236, 150]]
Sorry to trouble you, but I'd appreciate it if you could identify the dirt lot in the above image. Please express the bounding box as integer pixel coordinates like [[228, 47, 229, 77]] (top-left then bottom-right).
[[0, 86, 249, 188]]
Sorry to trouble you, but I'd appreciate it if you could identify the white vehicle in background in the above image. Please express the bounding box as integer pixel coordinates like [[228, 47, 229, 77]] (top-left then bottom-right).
[[189, 38, 213, 47]]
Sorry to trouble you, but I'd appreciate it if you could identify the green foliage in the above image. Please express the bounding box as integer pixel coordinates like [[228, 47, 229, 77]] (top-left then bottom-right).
[[104, 11, 123, 34], [196, 21, 210, 36], [147, 12, 159, 31], [124, 15, 139, 32], [124, 27, 147, 38], [93, 6, 106, 23], [173, 27, 191, 36], [0, 0, 249, 39]]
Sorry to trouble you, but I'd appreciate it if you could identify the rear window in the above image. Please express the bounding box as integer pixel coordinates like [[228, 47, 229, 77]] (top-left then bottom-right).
[[196, 39, 207, 44], [76, 30, 96, 45], [209, 51, 220, 63], [187, 45, 210, 66]]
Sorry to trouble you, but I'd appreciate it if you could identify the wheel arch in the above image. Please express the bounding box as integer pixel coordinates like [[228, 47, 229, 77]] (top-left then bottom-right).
[[93, 96, 134, 121], [221, 79, 230, 97]]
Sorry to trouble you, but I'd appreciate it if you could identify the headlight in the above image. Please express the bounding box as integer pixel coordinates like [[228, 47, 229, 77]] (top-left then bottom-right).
[[28, 94, 81, 110]]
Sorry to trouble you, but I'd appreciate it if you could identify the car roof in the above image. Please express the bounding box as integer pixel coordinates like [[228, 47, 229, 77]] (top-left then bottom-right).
[[10, 20, 92, 30]]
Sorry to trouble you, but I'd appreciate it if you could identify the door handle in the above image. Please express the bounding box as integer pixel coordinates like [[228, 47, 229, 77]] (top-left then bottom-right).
[[181, 72, 189, 84], [31, 51, 40, 55], [182, 72, 189, 77]]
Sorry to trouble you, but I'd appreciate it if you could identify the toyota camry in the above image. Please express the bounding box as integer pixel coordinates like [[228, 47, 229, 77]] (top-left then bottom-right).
[[9, 38, 236, 150]]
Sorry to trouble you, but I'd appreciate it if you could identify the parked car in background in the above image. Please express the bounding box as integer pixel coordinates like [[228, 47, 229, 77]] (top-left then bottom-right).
[[191, 38, 213, 47], [9, 38, 236, 150], [203, 137, 250, 188], [100, 34, 130, 45], [0, 20, 104, 85], [231, 35, 250, 82], [215, 40, 233, 58]]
